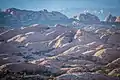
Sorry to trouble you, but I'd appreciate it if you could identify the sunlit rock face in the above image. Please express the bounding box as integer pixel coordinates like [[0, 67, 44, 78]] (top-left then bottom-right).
[[115, 16, 120, 22], [74, 29, 102, 44], [0, 24, 49, 41], [94, 48, 120, 63], [78, 13, 100, 23]]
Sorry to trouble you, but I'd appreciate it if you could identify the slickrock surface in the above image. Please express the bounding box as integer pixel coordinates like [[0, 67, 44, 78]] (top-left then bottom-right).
[[0, 24, 120, 80]]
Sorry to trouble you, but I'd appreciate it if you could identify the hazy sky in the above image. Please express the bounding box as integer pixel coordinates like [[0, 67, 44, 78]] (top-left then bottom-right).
[[0, 0, 120, 11]]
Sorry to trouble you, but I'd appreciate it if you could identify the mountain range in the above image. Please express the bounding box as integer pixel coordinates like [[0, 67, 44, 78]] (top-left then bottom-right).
[[0, 8, 120, 28], [0, 8, 70, 27]]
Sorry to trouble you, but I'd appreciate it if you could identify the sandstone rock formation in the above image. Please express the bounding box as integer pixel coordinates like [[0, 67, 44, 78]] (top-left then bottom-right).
[[0, 24, 120, 80]]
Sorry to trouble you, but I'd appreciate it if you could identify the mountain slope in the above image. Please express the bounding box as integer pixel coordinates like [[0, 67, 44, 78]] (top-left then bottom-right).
[[0, 8, 70, 27]]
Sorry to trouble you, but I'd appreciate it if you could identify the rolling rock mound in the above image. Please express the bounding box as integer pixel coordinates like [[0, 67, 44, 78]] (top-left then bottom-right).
[[0, 24, 120, 80]]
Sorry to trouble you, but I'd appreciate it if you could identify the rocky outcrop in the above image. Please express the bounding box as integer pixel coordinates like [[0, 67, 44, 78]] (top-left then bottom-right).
[[94, 48, 120, 62], [57, 72, 118, 80], [0, 24, 49, 41], [74, 29, 102, 44], [107, 33, 120, 46], [0, 63, 42, 72], [105, 14, 116, 22], [79, 13, 100, 23], [106, 58, 120, 69], [115, 16, 120, 22], [105, 14, 120, 23]]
